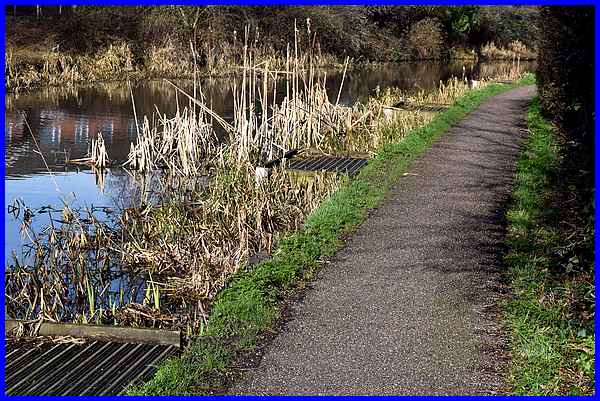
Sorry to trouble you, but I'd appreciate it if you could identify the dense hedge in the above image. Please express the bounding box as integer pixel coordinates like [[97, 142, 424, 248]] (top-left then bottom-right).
[[536, 6, 594, 151], [524, 11, 595, 393]]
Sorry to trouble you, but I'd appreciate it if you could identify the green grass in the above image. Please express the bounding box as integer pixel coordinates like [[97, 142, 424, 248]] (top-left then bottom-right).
[[503, 98, 595, 395], [127, 74, 536, 395]]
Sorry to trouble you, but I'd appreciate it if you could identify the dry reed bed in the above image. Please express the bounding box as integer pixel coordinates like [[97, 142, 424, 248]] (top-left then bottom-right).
[[5, 168, 341, 333], [6, 25, 344, 332], [5, 20, 341, 92], [125, 24, 360, 169], [480, 40, 537, 60], [122, 168, 341, 332]]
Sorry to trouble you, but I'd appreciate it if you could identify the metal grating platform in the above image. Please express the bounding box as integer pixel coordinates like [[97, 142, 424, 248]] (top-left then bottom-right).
[[383, 104, 448, 114], [287, 157, 368, 174], [413, 104, 449, 113], [5, 339, 178, 395]]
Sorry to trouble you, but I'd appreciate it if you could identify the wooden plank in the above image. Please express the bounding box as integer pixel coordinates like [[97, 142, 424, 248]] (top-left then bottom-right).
[[5, 320, 181, 347]]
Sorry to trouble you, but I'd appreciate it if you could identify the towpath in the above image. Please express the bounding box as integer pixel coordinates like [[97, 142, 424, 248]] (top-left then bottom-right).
[[230, 85, 536, 395]]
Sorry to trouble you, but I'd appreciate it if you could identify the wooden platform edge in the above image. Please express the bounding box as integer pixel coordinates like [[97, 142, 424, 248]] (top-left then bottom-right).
[[5, 319, 181, 347]]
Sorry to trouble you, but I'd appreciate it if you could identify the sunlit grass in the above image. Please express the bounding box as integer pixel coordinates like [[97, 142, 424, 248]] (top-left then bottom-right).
[[503, 98, 594, 395]]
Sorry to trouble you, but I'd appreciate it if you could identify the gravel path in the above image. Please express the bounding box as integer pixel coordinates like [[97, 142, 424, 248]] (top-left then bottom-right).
[[230, 85, 536, 395]]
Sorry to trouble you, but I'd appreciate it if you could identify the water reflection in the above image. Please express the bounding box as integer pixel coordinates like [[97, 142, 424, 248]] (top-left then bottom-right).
[[5, 60, 536, 175]]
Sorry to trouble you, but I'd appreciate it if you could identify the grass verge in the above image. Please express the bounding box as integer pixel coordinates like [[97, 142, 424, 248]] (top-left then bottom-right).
[[503, 98, 595, 395], [128, 74, 536, 395]]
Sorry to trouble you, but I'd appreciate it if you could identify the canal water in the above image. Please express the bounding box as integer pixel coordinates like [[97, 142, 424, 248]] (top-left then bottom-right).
[[4, 60, 535, 263]]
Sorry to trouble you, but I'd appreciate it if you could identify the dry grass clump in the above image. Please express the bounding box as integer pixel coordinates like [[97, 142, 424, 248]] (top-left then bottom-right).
[[121, 167, 341, 329], [222, 24, 353, 162], [5, 47, 82, 90], [481, 40, 536, 60], [449, 46, 478, 60], [362, 76, 472, 110], [479, 59, 530, 81], [344, 107, 429, 154], [145, 40, 196, 77], [329, 77, 477, 153], [80, 42, 135, 81], [125, 107, 219, 175], [408, 77, 473, 105], [321, 90, 426, 154], [5, 201, 123, 325]]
